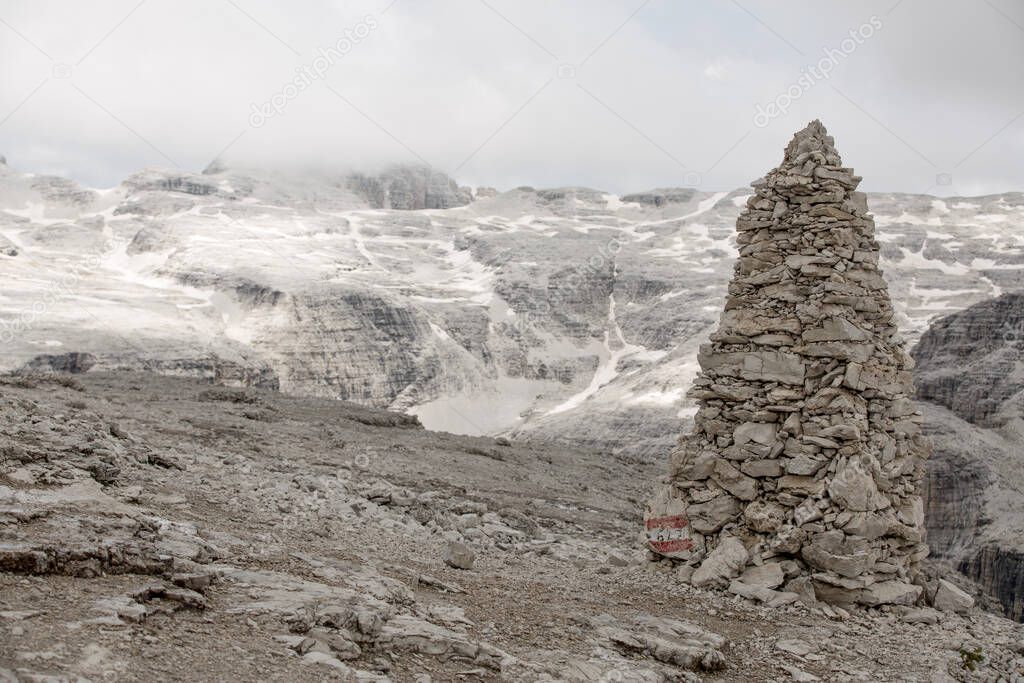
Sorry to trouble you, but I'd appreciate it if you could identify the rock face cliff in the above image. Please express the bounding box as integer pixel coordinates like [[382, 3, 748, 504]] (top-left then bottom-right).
[[913, 295, 1024, 621], [346, 165, 473, 210], [646, 121, 932, 609], [914, 292, 1024, 426]]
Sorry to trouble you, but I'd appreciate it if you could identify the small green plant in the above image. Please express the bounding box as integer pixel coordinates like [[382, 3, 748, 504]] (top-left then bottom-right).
[[959, 646, 984, 671]]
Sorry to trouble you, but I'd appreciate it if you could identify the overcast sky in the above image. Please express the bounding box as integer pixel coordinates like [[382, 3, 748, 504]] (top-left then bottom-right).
[[1, 0, 1022, 196]]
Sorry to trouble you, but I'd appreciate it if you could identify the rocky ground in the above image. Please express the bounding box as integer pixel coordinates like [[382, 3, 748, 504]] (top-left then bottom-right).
[[1, 372, 1022, 682]]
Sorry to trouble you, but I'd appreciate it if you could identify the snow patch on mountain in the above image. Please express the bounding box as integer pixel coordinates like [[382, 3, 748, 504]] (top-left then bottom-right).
[[2, 164, 1023, 456]]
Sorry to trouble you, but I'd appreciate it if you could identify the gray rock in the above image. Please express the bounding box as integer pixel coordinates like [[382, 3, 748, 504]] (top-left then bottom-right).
[[777, 475, 825, 497], [740, 459, 783, 478], [687, 495, 741, 534], [733, 422, 778, 447], [801, 318, 871, 343], [728, 580, 799, 607], [801, 530, 878, 578], [828, 459, 887, 512], [443, 541, 476, 570], [347, 165, 472, 210], [901, 607, 940, 624], [776, 638, 816, 656], [782, 665, 821, 682], [172, 571, 216, 592], [932, 579, 974, 613], [692, 537, 749, 589], [786, 453, 828, 476], [856, 580, 922, 607], [375, 614, 505, 669], [739, 562, 785, 589], [676, 449, 717, 480], [711, 459, 758, 501], [744, 500, 788, 533], [784, 575, 818, 606]]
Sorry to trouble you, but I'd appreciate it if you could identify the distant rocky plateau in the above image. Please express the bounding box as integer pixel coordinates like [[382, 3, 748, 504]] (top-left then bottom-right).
[[1, 157, 1023, 623]]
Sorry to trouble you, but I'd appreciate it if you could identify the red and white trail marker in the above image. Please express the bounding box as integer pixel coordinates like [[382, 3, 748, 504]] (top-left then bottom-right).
[[644, 487, 702, 560]]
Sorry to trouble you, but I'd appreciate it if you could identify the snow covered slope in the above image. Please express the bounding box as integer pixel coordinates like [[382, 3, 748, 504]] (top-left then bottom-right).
[[1, 158, 1023, 456]]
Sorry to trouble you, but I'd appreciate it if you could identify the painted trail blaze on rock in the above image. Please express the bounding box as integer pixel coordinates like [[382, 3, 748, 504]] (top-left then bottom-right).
[[646, 515, 693, 555], [646, 120, 932, 608], [644, 487, 703, 559]]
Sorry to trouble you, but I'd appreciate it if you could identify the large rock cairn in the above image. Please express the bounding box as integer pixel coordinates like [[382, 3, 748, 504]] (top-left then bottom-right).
[[645, 120, 932, 608]]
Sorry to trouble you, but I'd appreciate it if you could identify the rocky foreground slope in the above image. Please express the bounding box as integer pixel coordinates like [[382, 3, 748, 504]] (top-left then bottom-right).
[[1, 372, 1022, 682], [2, 156, 1024, 458]]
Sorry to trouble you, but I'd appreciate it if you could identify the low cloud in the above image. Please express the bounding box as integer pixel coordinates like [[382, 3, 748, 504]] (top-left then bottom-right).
[[0, 0, 1020, 196]]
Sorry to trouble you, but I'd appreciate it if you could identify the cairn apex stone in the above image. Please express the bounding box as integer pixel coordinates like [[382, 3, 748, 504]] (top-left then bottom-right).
[[644, 120, 931, 608]]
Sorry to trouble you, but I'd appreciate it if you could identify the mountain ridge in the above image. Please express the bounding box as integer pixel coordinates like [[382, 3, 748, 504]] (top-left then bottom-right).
[[1, 160, 1023, 454]]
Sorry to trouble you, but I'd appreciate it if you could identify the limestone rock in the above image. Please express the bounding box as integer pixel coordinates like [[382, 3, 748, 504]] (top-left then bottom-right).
[[932, 579, 974, 613], [901, 608, 940, 624], [744, 500, 788, 533], [828, 458, 887, 512], [728, 580, 799, 607], [801, 530, 878, 578], [741, 459, 783, 478], [686, 495, 741, 534], [776, 638, 816, 656], [592, 614, 727, 673], [733, 422, 778, 447], [644, 486, 705, 560], [711, 459, 758, 501], [856, 580, 922, 607], [674, 449, 716, 481], [739, 562, 785, 589], [692, 537, 748, 589], [443, 542, 475, 570]]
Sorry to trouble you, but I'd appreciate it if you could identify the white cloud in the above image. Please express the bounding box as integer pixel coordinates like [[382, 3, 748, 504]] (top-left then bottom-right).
[[703, 61, 727, 80], [0, 0, 1021, 196]]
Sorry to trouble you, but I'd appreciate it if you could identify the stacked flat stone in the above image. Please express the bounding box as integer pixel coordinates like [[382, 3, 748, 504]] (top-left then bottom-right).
[[645, 120, 931, 608]]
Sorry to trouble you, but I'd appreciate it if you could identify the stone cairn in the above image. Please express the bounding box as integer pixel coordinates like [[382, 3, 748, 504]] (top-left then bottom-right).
[[645, 120, 932, 609]]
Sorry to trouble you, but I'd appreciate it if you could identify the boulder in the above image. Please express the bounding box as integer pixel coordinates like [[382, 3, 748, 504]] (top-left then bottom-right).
[[711, 459, 758, 501], [932, 579, 974, 613], [744, 500, 788, 533], [828, 459, 887, 512], [443, 542, 475, 570], [692, 537, 749, 589], [687, 495, 741, 534], [857, 580, 922, 607], [739, 562, 785, 589], [801, 530, 877, 578], [644, 487, 705, 560]]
